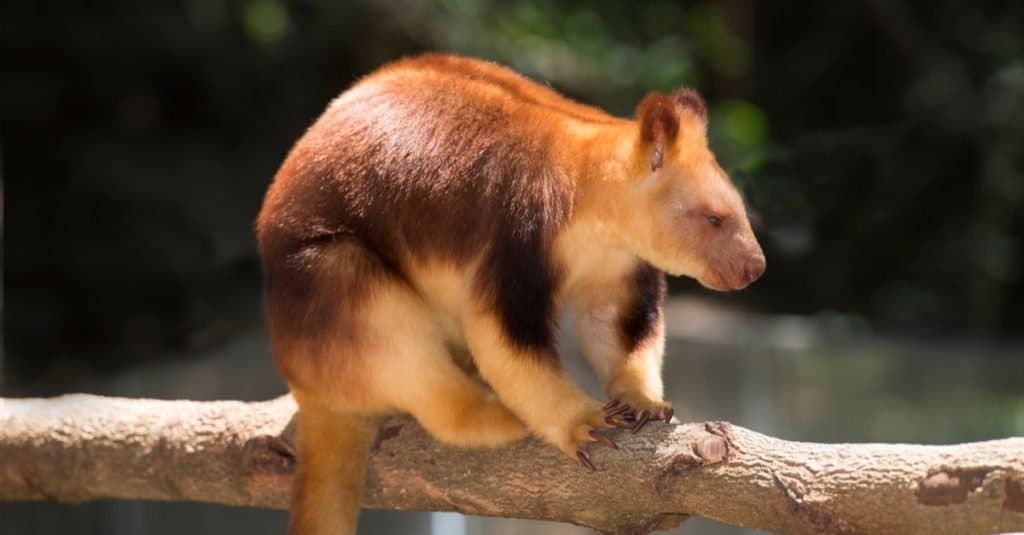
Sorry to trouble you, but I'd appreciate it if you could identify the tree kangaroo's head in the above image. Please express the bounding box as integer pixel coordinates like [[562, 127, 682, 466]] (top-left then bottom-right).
[[614, 88, 765, 291]]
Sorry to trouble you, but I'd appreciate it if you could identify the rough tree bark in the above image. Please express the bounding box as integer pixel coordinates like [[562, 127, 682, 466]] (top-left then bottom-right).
[[1, 394, 1022, 534]]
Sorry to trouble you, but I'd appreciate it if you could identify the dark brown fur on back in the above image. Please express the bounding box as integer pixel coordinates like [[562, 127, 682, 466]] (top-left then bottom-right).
[[256, 55, 577, 363]]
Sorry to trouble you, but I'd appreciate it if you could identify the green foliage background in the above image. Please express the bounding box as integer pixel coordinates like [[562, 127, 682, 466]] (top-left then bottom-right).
[[4, 0, 1022, 377]]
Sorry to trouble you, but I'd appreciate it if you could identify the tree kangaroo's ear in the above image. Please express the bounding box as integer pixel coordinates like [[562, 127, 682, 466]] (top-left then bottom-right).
[[671, 88, 707, 124], [637, 92, 679, 172], [636, 88, 708, 172]]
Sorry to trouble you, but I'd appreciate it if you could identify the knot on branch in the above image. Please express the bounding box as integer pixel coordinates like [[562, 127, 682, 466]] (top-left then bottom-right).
[[655, 421, 735, 495], [917, 468, 991, 506], [695, 421, 736, 463], [242, 435, 296, 476]]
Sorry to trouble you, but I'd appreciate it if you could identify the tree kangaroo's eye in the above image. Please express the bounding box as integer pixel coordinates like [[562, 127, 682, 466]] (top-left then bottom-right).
[[707, 214, 723, 227]]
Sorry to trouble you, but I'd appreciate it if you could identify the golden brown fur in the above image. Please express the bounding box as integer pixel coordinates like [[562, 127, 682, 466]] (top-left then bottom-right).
[[255, 53, 764, 535]]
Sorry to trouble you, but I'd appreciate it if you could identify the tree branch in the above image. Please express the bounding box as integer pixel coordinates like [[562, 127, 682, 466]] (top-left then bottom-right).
[[1, 394, 1022, 534]]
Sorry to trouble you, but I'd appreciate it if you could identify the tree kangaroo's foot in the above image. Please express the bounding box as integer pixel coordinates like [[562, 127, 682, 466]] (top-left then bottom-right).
[[603, 397, 674, 433], [552, 404, 619, 471]]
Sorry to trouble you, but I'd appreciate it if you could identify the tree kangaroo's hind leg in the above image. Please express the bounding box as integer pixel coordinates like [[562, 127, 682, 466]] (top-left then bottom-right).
[[361, 272, 530, 447], [267, 241, 527, 535], [463, 307, 619, 470]]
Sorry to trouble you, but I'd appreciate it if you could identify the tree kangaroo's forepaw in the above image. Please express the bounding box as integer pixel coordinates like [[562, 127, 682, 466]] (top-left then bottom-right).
[[603, 397, 674, 433], [558, 407, 618, 471]]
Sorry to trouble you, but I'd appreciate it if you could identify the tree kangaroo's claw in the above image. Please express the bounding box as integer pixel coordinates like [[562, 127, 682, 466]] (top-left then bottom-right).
[[631, 410, 652, 433], [576, 448, 596, 471]]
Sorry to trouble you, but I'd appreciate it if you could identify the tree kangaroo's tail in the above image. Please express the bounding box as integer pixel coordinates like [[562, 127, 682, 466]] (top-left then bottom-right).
[[289, 400, 378, 535]]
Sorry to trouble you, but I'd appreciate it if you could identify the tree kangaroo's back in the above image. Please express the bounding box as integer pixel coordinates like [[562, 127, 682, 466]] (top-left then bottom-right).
[[255, 53, 764, 535]]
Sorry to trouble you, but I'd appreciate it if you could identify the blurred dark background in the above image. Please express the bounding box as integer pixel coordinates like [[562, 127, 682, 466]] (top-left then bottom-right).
[[2, 1, 1022, 534]]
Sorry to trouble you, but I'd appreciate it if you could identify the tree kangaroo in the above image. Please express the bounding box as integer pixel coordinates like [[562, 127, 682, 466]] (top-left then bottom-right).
[[255, 53, 765, 535]]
